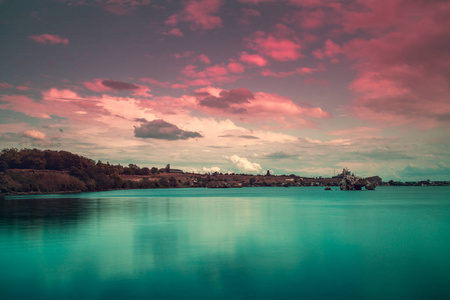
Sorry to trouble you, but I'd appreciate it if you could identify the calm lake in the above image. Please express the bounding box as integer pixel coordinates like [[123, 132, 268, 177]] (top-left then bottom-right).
[[1, 187, 450, 300]]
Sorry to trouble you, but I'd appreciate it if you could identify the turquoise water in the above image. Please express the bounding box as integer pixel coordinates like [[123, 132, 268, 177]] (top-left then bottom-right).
[[1, 187, 450, 299]]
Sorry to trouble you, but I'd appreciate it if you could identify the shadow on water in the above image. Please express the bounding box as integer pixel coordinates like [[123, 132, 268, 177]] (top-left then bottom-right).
[[0, 197, 94, 230]]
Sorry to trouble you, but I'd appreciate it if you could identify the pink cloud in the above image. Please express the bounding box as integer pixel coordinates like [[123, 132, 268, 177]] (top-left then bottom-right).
[[198, 54, 211, 64], [205, 65, 228, 77], [171, 51, 196, 59], [340, 0, 450, 127], [171, 84, 188, 89], [180, 64, 239, 86], [83, 79, 151, 97], [84, 79, 111, 92], [245, 25, 302, 61], [240, 8, 261, 24], [0, 82, 13, 90], [0, 89, 103, 121], [193, 87, 331, 127], [29, 34, 69, 45], [241, 8, 261, 17], [262, 67, 315, 78], [296, 9, 326, 30], [185, 79, 214, 86], [132, 86, 153, 98], [181, 65, 204, 78], [166, 0, 223, 31], [227, 62, 245, 73], [164, 28, 184, 37], [170, 52, 211, 65], [288, 0, 334, 7], [239, 52, 267, 67], [313, 39, 340, 59], [16, 86, 31, 91]]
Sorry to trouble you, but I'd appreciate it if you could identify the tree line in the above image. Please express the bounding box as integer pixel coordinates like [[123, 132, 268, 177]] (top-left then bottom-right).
[[0, 148, 175, 194]]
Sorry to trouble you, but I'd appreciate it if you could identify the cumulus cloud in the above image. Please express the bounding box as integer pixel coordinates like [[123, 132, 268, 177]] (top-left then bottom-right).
[[29, 34, 69, 45], [245, 25, 302, 61], [227, 62, 245, 73], [239, 52, 268, 66], [227, 154, 262, 173], [22, 129, 46, 140], [134, 119, 203, 140]]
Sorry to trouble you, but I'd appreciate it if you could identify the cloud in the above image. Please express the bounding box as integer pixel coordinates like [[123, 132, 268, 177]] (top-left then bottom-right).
[[84, 79, 151, 97], [198, 166, 222, 174], [0, 82, 13, 90], [227, 62, 245, 73], [166, 0, 223, 31], [29, 34, 69, 45], [163, 28, 184, 37], [194, 87, 331, 127], [227, 154, 262, 173], [64, 0, 152, 15], [339, 0, 450, 127], [328, 126, 380, 136], [313, 39, 341, 59], [263, 151, 298, 159], [364, 149, 417, 161], [219, 134, 259, 139], [239, 52, 267, 66], [245, 25, 302, 61], [262, 67, 316, 78], [101, 80, 139, 91], [239, 135, 259, 139], [239, 0, 276, 3], [198, 88, 254, 109], [399, 164, 450, 180], [22, 129, 46, 140], [240, 8, 261, 25], [134, 119, 203, 140], [198, 54, 211, 64], [180, 64, 240, 86]]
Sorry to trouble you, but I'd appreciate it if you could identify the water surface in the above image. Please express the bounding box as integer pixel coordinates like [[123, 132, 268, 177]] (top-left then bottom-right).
[[1, 187, 450, 299]]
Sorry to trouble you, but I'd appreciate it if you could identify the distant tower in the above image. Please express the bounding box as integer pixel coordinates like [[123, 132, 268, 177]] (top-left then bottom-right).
[[266, 170, 271, 176]]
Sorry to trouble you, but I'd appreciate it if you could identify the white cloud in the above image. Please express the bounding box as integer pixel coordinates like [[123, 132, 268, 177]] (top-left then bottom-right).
[[227, 154, 262, 173], [22, 129, 46, 140]]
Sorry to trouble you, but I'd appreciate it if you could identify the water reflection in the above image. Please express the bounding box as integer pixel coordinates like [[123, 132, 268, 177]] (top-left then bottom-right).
[[1, 187, 450, 300]]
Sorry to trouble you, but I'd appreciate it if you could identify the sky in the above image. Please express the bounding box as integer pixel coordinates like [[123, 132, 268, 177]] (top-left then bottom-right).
[[0, 0, 449, 181]]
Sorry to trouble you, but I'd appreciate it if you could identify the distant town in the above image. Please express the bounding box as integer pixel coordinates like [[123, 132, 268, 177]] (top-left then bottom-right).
[[1, 149, 449, 195]]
